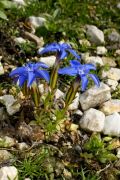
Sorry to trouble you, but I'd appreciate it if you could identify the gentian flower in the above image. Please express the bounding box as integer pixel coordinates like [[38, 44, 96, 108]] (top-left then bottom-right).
[[38, 42, 80, 60], [10, 62, 50, 87], [58, 60, 100, 91]]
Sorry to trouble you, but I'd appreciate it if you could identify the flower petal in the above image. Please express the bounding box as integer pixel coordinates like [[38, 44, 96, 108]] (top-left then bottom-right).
[[81, 75, 88, 91], [70, 60, 81, 67], [67, 48, 80, 60], [27, 72, 35, 87], [59, 50, 68, 59], [35, 70, 50, 82], [58, 67, 77, 76], [38, 42, 60, 54], [84, 64, 96, 70], [35, 62, 49, 69], [89, 73, 100, 87], [9, 67, 26, 77], [19, 75, 27, 87]]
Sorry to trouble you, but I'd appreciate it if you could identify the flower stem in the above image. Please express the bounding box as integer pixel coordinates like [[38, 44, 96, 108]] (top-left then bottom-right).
[[64, 76, 80, 110]]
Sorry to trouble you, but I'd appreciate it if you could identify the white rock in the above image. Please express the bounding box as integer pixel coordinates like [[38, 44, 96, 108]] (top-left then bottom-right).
[[0, 95, 20, 115], [14, 37, 26, 44], [12, 0, 25, 6], [27, 16, 46, 29], [0, 136, 16, 148], [68, 93, 79, 110], [103, 113, 120, 136], [81, 52, 90, 61], [117, 148, 120, 158], [80, 108, 105, 132], [0, 62, 4, 75], [39, 56, 56, 67], [96, 46, 107, 55], [102, 57, 116, 67], [117, 3, 120, 9], [55, 89, 64, 100], [108, 31, 120, 42], [38, 84, 44, 94], [79, 39, 91, 47], [0, 166, 18, 180], [0, 150, 13, 163], [86, 25, 105, 45], [73, 109, 83, 116], [100, 99, 120, 115], [16, 142, 29, 151], [115, 49, 120, 55], [102, 68, 120, 81], [105, 79, 118, 91], [79, 82, 111, 111], [85, 56, 103, 66]]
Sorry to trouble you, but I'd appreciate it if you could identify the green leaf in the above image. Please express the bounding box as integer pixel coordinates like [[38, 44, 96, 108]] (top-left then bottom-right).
[[0, 10, 7, 20], [1, 0, 15, 9]]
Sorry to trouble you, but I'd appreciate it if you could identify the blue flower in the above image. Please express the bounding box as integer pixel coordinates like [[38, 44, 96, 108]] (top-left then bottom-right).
[[38, 42, 80, 60], [10, 62, 50, 87], [58, 60, 100, 91]]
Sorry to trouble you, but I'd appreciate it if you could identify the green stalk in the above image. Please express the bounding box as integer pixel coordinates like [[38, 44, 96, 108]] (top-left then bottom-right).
[[64, 76, 80, 110]]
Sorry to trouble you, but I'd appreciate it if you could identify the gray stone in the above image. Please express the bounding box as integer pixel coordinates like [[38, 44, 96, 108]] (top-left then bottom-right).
[[68, 93, 79, 110], [105, 79, 118, 91], [0, 95, 21, 115], [108, 31, 120, 42], [0, 136, 16, 148], [100, 99, 120, 115], [84, 56, 103, 66], [79, 82, 111, 111], [80, 108, 105, 132], [55, 89, 64, 100], [117, 148, 120, 158], [86, 25, 105, 45], [0, 150, 13, 163], [27, 16, 46, 33], [0, 62, 4, 75], [79, 39, 91, 47], [103, 113, 120, 136], [0, 166, 18, 180], [16, 142, 29, 151], [117, 3, 120, 9], [39, 56, 56, 67], [12, 0, 25, 6], [14, 37, 27, 44], [102, 57, 116, 67], [102, 68, 120, 81], [96, 46, 107, 55]]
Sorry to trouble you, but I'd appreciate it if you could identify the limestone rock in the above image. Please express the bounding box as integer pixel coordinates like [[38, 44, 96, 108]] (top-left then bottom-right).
[[16, 142, 29, 151], [103, 113, 120, 136], [55, 89, 64, 100], [100, 99, 120, 115], [68, 93, 80, 110], [0, 136, 16, 148], [0, 62, 4, 75], [79, 83, 111, 111], [102, 68, 120, 81], [86, 25, 105, 45], [108, 31, 120, 42], [80, 108, 105, 132], [39, 56, 56, 67], [96, 46, 107, 55], [105, 79, 118, 91], [0, 95, 21, 115], [0, 166, 18, 180], [85, 56, 103, 66], [0, 150, 13, 163], [14, 37, 27, 44], [102, 57, 116, 67], [12, 0, 25, 6]]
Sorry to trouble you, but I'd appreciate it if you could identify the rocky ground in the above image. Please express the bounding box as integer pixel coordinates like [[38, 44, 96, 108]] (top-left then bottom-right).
[[0, 0, 120, 179]]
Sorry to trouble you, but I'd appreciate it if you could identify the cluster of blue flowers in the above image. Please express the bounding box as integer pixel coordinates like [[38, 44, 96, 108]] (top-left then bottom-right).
[[10, 42, 100, 91]]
